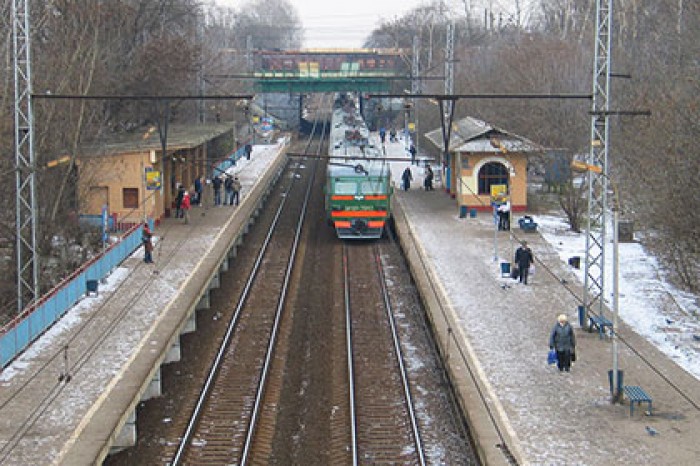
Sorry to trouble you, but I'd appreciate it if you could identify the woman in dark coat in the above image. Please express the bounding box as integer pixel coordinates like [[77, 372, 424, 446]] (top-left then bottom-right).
[[549, 314, 576, 372]]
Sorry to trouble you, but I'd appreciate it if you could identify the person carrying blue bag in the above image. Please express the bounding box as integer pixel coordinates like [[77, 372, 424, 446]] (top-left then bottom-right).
[[549, 314, 576, 372]]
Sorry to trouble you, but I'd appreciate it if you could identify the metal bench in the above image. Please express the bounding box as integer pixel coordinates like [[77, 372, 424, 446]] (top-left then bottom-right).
[[518, 217, 538, 232], [623, 385, 653, 416], [588, 314, 613, 339]]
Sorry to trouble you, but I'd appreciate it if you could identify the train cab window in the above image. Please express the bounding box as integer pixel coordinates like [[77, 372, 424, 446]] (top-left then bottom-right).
[[335, 181, 357, 194], [360, 180, 385, 194]]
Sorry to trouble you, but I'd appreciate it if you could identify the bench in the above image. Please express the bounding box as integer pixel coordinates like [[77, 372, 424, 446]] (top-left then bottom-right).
[[588, 314, 613, 338], [518, 216, 538, 232], [623, 385, 653, 416]]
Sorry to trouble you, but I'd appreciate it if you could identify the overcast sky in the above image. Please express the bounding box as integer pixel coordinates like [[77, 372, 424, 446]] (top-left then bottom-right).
[[214, 0, 532, 49]]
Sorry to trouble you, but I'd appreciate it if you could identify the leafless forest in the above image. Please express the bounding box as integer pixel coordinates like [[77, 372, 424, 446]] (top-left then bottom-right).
[[0, 0, 697, 319]]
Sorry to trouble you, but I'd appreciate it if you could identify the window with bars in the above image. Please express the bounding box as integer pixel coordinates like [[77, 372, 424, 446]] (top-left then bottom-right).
[[478, 162, 508, 195]]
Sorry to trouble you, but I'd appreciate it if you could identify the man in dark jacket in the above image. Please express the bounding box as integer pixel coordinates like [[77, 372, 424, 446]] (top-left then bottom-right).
[[549, 314, 576, 372], [212, 175, 223, 206], [514, 241, 534, 284]]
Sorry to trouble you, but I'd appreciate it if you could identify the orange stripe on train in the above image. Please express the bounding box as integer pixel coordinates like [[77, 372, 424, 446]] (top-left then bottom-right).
[[331, 211, 388, 218]]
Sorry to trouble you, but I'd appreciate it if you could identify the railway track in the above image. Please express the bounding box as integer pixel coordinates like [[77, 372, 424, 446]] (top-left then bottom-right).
[[167, 106, 328, 465], [344, 242, 425, 465]]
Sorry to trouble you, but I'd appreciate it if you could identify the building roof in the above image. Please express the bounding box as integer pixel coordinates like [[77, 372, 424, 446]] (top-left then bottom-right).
[[425, 116, 542, 153], [80, 123, 234, 157]]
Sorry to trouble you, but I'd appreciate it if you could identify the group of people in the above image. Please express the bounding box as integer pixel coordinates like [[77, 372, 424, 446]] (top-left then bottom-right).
[[379, 127, 400, 144], [212, 174, 242, 207], [401, 164, 434, 192]]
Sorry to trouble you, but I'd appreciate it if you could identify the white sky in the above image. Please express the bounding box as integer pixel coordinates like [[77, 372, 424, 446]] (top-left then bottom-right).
[[214, 0, 532, 49]]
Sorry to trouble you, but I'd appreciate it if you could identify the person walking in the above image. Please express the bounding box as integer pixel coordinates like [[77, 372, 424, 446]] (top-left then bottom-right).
[[224, 175, 234, 205], [549, 314, 576, 372], [379, 127, 386, 144], [401, 166, 413, 191], [244, 143, 253, 160], [231, 176, 242, 206], [409, 144, 417, 165], [212, 175, 223, 206], [514, 241, 534, 284], [142, 223, 154, 264], [424, 165, 434, 191], [182, 191, 191, 224]]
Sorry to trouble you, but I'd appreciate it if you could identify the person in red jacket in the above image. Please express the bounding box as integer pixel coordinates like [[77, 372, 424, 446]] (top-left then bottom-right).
[[182, 191, 191, 224]]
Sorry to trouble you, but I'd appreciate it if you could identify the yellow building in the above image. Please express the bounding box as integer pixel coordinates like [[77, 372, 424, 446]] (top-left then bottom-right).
[[77, 123, 235, 226], [425, 116, 542, 212]]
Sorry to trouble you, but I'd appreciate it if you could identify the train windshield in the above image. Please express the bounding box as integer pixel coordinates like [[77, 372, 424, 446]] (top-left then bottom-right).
[[360, 179, 386, 194], [335, 182, 357, 194]]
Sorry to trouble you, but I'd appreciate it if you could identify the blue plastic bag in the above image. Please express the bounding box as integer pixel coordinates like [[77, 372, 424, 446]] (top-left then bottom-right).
[[547, 349, 558, 365]]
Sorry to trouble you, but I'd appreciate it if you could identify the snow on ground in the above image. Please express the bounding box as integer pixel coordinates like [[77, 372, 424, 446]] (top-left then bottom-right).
[[381, 132, 699, 382], [536, 215, 700, 379]]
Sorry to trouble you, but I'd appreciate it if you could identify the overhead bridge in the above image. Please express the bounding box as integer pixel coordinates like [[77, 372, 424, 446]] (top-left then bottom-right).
[[252, 49, 407, 93]]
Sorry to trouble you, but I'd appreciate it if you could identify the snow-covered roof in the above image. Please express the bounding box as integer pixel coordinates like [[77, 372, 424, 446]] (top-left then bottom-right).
[[425, 116, 542, 153]]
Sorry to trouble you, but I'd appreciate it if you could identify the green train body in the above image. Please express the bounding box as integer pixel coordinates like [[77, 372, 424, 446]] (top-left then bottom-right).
[[325, 95, 392, 239]]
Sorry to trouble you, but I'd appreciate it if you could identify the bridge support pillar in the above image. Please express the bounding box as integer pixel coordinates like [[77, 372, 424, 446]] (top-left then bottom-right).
[[210, 272, 220, 289], [164, 336, 181, 364], [142, 367, 162, 400], [110, 411, 136, 454], [196, 290, 210, 310]]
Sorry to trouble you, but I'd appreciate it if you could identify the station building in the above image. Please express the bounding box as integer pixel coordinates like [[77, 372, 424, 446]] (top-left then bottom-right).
[[425, 116, 542, 212], [77, 123, 235, 226]]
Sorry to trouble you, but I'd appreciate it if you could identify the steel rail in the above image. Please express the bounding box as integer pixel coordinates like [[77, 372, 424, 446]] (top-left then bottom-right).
[[240, 98, 330, 465], [373, 243, 426, 465], [342, 244, 359, 466]]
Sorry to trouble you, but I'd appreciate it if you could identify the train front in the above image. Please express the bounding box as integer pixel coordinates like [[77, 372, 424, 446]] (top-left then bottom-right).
[[327, 166, 391, 239]]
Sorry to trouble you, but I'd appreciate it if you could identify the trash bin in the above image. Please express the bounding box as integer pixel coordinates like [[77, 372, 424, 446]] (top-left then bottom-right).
[[459, 205, 468, 218], [500, 262, 511, 277], [608, 369, 624, 396], [578, 305, 586, 328], [86, 279, 99, 296], [469, 208, 477, 218]]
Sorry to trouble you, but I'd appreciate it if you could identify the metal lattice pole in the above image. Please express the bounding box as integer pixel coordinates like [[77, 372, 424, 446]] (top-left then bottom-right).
[[13, 0, 39, 313], [583, 0, 613, 322]]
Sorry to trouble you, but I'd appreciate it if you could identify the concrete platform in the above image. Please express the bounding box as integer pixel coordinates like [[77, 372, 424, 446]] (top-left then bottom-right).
[[391, 179, 700, 465], [0, 140, 288, 465]]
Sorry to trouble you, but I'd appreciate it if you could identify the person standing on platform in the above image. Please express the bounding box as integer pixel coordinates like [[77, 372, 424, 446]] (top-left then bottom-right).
[[182, 191, 191, 224], [497, 200, 511, 230], [245, 143, 253, 160], [401, 166, 413, 191], [389, 127, 397, 142], [194, 176, 203, 206], [232, 176, 242, 206], [409, 144, 417, 165], [549, 314, 576, 372], [142, 223, 154, 264], [424, 164, 434, 191], [224, 175, 234, 205], [514, 241, 534, 284], [212, 175, 223, 206], [175, 184, 185, 218], [379, 127, 386, 144]]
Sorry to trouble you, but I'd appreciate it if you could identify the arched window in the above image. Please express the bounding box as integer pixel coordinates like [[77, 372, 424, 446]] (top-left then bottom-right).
[[478, 162, 508, 195]]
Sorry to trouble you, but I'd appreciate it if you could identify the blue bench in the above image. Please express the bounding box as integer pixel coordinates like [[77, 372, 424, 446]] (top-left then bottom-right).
[[623, 385, 653, 416], [518, 216, 538, 232], [588, 314, 613, 338]]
